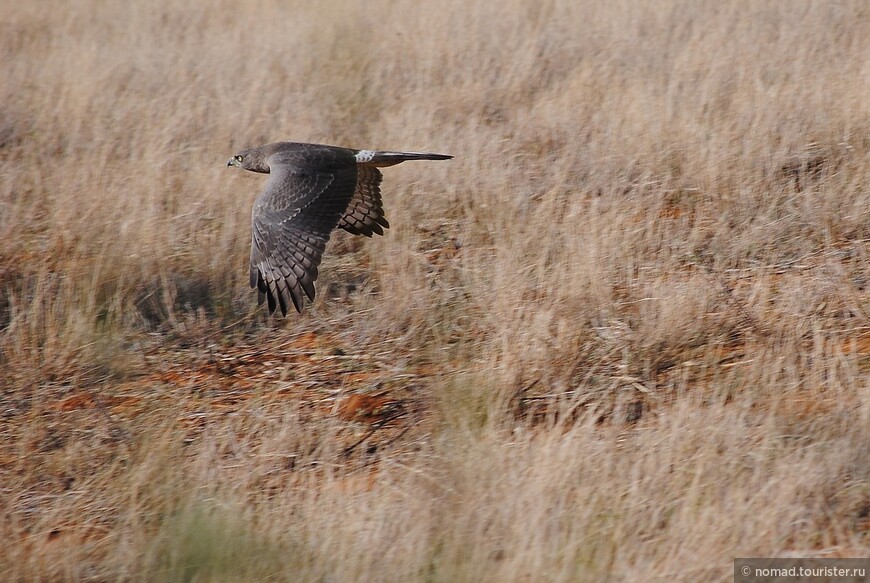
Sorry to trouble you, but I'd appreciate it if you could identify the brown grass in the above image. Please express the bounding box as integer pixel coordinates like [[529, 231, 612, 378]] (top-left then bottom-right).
[[2, 0, 870, 580]]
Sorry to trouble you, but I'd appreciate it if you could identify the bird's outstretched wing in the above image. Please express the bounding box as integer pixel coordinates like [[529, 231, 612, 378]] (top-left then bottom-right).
[[338, 165, 390, 237], [249, 148, 358, 315]]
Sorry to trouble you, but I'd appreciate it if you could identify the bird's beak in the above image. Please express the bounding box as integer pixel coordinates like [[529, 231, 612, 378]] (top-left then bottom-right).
[[227, 158, 239, 167]]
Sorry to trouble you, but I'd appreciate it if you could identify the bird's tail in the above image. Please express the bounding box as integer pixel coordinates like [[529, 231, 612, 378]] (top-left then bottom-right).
[[355, 150, 453, 167]]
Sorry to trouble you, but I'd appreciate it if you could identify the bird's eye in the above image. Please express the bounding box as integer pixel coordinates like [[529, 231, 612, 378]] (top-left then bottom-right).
[[235, 155, 244, 162]]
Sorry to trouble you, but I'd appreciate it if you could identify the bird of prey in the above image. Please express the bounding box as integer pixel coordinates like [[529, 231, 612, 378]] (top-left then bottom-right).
[[227, 141, 452, 315]]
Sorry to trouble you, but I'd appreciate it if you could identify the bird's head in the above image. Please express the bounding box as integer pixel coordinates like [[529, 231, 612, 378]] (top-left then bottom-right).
[[227, 147, 270, 173]]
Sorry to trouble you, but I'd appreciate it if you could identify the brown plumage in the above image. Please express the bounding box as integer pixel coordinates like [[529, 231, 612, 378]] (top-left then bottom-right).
[[227, 141, 452, 315]]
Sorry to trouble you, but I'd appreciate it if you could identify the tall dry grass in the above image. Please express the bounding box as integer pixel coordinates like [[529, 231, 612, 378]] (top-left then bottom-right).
[[2, 0, 869, 581]]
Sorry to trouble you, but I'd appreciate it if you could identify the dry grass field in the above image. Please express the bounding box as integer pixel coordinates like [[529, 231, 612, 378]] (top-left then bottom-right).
[[2, 0, 870, 581]]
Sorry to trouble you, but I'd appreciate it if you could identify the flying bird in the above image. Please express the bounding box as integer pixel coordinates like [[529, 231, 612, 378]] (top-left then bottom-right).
[[227, 141, 452, 315]]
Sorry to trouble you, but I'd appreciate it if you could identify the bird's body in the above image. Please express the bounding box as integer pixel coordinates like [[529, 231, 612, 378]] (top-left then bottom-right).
[[227, 141, 452, 315]]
